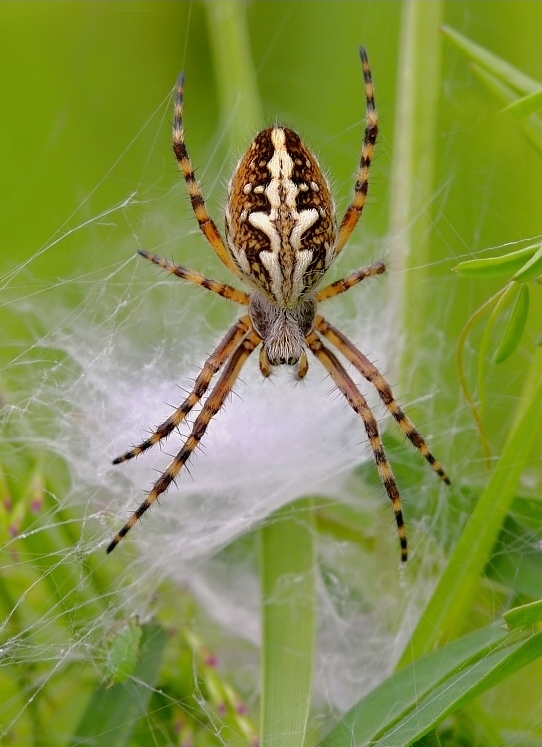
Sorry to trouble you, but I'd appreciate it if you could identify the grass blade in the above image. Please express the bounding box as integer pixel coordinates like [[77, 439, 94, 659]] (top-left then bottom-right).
[[388, 0, 444, 376], [441, 25, 541, 95], [71, 623, 168, 747], [322, 623, 542, 747], [400, 346, 542, 663], [260, 499, 316, 747]]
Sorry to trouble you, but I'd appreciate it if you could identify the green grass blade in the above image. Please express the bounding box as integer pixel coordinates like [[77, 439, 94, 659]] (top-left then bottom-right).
[[504, 599, 542, 630], [376, 629, 542, 747], [505, 87, 542, 118], [321, 622, 506, 746], [513, 242, 542, 282], [493, 283, 529, 363], [71, 623, 168, 747], [205, 0, 262, 147], [400, 346, 542, 663], [441, 25, 541, 95], [322, 623, 542, 747], [453, 244, 540, 279], [471, 64, 542, 157], [388, 0, 444, 376], [203, 9, 317, 744], [260, 499, 316, 747]]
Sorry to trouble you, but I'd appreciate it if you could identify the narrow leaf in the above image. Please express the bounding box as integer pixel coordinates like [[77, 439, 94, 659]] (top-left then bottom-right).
[[322, 624, 542, 747], [453, 244, 539, 279], [321, 623, 509, 747], [504, 87, 542, 118], [401, 346, 542, 661], [441, 25, 541, 95], [260, 499, 316, 747], [471, 64, 542, 157], [71, 623, 168, 747], [504, 599, 542, 630], [493, 283, 529, 363], [513, 243, 542, 282], [375, 629, 542, 747]]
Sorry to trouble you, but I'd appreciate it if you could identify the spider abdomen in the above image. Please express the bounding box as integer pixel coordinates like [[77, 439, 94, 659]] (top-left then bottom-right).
[[226, 127, 336, 308]]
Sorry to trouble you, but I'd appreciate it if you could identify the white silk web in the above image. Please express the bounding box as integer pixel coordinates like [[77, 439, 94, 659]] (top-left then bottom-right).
[[0, 148, 458, 734]]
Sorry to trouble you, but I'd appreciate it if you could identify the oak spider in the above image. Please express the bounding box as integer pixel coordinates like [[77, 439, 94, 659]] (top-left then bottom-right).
[[107, 47, 450, 561]]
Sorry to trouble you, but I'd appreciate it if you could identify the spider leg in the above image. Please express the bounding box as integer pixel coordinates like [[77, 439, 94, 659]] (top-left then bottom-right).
[[306, 329, 408, 562], [334, 47, 378, 259], [173, 73, 243, 281], [112, 315, 252, 464], [297, 351, 309, 380], [107, 328, 261, 553], [315, 315, 450, 485], [315, 261, 385, 302], [138, 250, 249, 305], [259, 346, 272, 378]]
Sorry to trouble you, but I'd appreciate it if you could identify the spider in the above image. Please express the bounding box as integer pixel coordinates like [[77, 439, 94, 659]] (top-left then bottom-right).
[[107, 47, 450, 561]]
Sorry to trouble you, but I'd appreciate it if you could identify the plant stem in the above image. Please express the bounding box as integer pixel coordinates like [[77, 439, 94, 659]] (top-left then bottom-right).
[[260, 499, 316, 747], [205, 0, 262, 150], [388, 0, 444, 381]]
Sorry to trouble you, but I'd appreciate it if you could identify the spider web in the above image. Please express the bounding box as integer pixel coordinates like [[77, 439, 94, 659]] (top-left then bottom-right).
[[2, 4, 542, 745]]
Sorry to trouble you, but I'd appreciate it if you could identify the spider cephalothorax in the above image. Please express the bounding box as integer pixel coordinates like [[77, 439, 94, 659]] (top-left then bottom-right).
[[108, 48, 450, 560], [248, 293, 316, 366]]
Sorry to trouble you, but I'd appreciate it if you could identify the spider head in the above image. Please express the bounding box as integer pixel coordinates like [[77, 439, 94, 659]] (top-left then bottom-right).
[[249, 292, 316, 367]]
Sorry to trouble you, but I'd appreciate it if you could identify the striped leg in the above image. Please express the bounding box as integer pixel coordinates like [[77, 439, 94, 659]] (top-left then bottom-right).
[[108, 328, 261, 553], [334, 46, 378, 258], [172, 73, 243, 280], [139, 250, 249, 305], [306, 329, 408, 562], [113, 315, 252, 464], [315, 315, 450, 485], [315, 261, 385, 302]]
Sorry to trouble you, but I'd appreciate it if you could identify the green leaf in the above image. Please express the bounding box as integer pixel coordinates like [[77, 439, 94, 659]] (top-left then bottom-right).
[[71, 623, 168, 747], [441, 25, 541, 95], [486, 515, 542, 599], [442, 25, 542, 155], [322, 623, 542, 747], [504, 87, 542, 118], [401, 346, 542, 660], [471, 64, 542, 157], [504, 599, 542, 630], [493, 283, 529, 363], [453, 245, 540, 279], [513, 243, 542, 282]]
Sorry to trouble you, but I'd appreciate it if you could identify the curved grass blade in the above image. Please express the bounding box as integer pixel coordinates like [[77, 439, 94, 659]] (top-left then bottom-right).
[[453, 244, 540, 279], [493, 283, 529, 363], [321, 623, 542, 747]]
